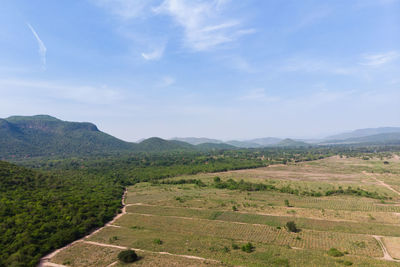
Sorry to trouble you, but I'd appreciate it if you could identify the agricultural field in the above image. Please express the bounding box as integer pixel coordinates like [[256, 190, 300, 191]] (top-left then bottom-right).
[[45, 155, 400, 266]]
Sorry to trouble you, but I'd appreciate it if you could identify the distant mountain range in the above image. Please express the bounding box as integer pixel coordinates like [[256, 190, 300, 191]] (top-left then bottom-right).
[[325, 127, 400, 141], [1, 115, 399, 159]]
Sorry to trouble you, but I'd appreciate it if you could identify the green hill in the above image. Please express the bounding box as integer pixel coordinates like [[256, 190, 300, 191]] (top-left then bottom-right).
[[1, 115, 224, 159], [136, 137, 194, 152], [275, 138, 310, 147], [0, 115, 134, 158]]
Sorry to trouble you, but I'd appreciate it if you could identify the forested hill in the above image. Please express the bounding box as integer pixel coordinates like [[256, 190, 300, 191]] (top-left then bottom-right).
[[0, 115, 135, 158], [0, 115, 236, 159]]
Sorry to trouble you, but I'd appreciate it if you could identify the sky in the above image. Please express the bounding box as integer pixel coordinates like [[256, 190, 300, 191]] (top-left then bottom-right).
[[0, 0, 399, 141]]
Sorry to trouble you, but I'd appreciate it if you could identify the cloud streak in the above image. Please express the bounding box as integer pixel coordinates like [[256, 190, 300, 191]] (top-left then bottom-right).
[[154, 0, 255, 51], [141, 45, 165, 60], [27, 23, 47, 69], [360, 51, 400, 67]]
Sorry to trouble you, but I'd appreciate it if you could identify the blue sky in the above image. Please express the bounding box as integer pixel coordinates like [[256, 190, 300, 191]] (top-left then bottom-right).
[[0, 0, 399, 141]]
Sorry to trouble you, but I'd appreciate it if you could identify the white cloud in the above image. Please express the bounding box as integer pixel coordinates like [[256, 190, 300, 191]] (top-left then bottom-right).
[[153, 0, 254, 51], [360, 51, 399, 67], [27, 23, 47, 69], [141, 45, 165, 60]]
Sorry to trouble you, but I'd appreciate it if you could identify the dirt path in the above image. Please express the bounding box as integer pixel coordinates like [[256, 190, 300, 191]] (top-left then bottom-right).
[[82, 240, 221, 263], [38, 189, 127, 267], [373, 235, 400, 262], [363, 171, 400, 196]]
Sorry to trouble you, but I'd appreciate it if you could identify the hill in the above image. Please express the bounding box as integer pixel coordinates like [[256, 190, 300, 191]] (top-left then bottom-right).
[[249, 137, 282, 146], [326, 127, 400, 141], [195, 142, 237, 151], [324, 133, 400, 145], [275, 138, 311, 147], [136, 137, 194, 152], [225, 140, 262, 148], [0, 115, 238, 159], [171, 137, 223, 145], [0, 115, 135, 158]]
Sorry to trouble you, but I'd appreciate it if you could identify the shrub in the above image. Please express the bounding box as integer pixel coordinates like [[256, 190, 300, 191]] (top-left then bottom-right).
[[327, 248, 344, 257], [285, 221, 299, 233], [272, 258, 289, 267], [153, 238, 163, 245], [118, 250, 138, 263], [284, 199, 291, 207], [241, 242, 255, 253], [232, 243, 239, 250], [232, 205, 238, 211]]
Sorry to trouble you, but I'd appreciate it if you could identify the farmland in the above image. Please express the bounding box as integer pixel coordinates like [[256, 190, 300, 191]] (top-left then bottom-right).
[[45, 155, 400, 266]]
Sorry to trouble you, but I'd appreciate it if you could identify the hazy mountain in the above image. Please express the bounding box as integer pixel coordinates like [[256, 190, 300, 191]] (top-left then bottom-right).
[[325, 127, 400, 141], [275, 138, 310, 147], [195, 142, 237, 151], [172, 137, 282, 148], [323, 132, 400, 145], [248, 137, 282, 146], [225, 140, 262, 148], [171, 137, 222, 145]]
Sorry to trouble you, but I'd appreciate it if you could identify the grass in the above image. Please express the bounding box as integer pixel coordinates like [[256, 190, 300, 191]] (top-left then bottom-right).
[[52, 155, 400, 266]]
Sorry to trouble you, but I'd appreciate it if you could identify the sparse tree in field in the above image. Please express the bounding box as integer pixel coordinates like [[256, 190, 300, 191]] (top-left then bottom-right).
[[285, 221, 299, 233], [118, 250, 138, 263], [327, 248, 344, 257], [241, 242, 255, 253]]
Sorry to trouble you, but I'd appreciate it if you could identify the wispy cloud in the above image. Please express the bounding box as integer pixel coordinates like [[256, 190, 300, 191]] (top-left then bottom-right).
[[153, 0, 255, 51], [27, 23, 47, 69], [360, 51, 400, 67], [0, 79, 121, 105], [141, 45, 165, 60], [239, 88, 280, 102], [157, 75, 175, 87], [92, 0, 156, 19]]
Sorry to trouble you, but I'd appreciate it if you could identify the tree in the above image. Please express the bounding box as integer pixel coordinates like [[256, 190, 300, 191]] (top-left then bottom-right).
[[118, 250, 138, 263], [285, 221, 299, 233]]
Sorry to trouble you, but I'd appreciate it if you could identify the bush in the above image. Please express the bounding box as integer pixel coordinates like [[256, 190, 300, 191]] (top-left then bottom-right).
[[232, 243, 239, 250], [327, 248, 344, 257], [272, 258, 289, 267], [232, 205, 238, 211], [285, 221, 299, 233], [153, 238, 163, 245], [118, 250, 138, 263], [241, 242, 255, 253]]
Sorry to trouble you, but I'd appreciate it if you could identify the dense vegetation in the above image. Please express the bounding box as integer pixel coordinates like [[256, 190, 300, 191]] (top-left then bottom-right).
[[0, 161, 123, 267]]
